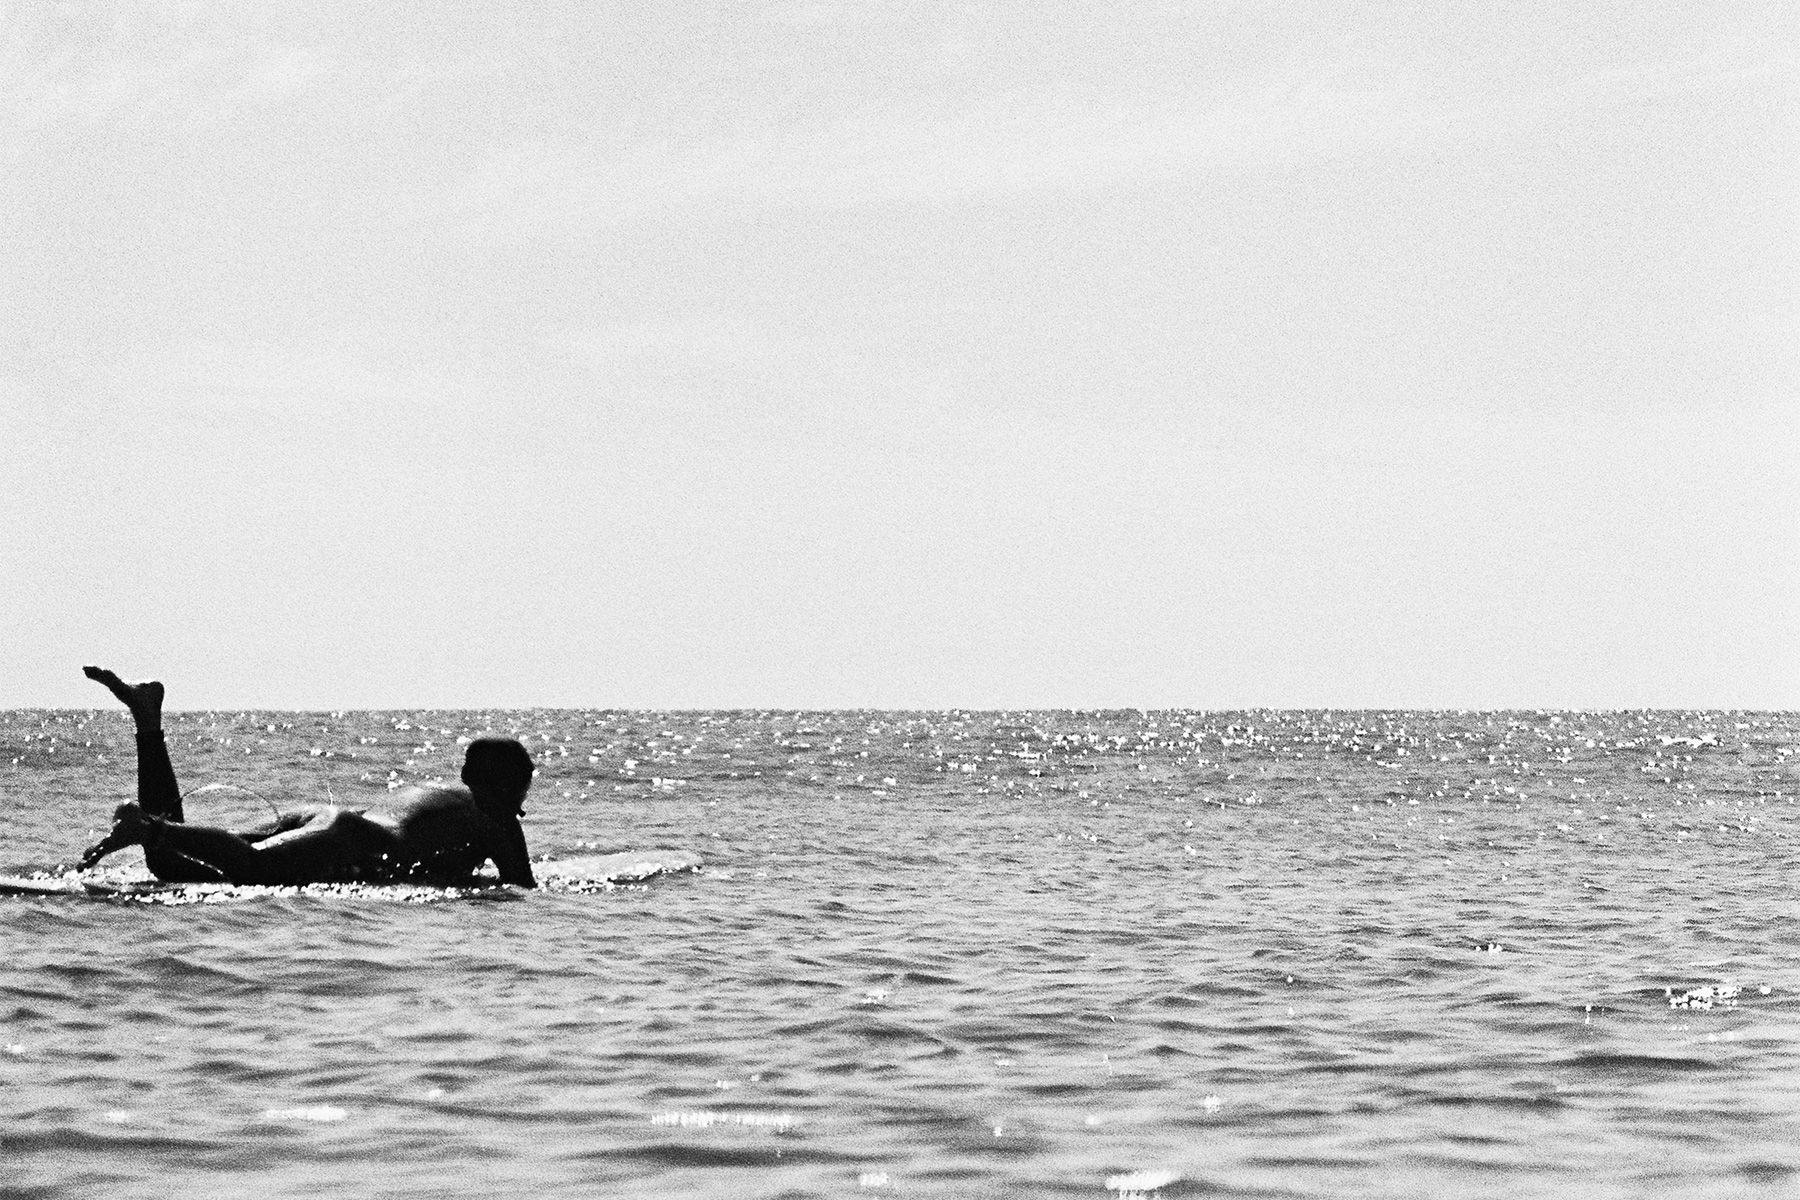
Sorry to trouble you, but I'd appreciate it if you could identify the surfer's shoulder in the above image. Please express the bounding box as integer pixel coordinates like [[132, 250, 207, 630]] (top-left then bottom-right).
[[392, 782, 475, 815]]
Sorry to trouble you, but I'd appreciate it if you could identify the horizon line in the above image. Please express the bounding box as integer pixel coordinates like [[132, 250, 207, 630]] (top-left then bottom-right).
[[7, 704, 1794, 717]]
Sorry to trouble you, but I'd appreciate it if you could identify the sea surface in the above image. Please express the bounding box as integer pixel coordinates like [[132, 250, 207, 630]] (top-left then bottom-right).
[[2, 708, 1798, 1199]]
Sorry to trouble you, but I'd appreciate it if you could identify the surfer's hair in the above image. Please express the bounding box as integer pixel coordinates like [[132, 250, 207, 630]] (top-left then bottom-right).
[[461, 737, 535, 794]]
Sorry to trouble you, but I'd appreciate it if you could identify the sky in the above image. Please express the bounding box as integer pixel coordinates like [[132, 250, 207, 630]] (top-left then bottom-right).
[[3, 1, 1797, 710]]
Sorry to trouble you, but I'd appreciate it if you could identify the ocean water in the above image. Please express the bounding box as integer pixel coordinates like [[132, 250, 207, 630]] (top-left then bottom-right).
[[2, 707, 1798, 1199]]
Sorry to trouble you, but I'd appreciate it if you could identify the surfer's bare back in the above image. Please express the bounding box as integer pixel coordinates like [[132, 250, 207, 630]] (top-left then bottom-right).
[[80, 667, 536, 888]]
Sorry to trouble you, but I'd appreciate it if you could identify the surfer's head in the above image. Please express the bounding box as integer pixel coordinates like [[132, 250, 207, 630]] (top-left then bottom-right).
[[462, 737, 535, 813]]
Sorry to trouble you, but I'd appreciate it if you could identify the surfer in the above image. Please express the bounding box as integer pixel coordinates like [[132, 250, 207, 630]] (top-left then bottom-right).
[[77, 667, 537, 888]]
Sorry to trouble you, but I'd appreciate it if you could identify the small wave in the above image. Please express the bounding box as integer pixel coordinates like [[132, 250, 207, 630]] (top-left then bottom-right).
[[1421, 1093, 1567, 1111], [261, 1105, 348, 1122], [600, 1138, 864, 1168], [0, 1128, 229, 1154], [651, 1109, 797, 1132], [1563, 1051, 1719, 1073], [1106, 1168, 1181, 1194]]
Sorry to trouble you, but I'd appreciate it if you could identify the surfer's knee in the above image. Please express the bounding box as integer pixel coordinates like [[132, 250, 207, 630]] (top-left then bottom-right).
[[144, 843, 230, 884]]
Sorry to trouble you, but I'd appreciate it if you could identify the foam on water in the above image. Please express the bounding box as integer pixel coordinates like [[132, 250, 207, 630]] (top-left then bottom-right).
[[2, 708, 1798, 1198]]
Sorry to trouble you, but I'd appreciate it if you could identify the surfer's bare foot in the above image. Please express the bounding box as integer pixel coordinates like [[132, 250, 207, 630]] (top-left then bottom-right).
[[82, 666, 164, 728], [78, 803, 156, 869]]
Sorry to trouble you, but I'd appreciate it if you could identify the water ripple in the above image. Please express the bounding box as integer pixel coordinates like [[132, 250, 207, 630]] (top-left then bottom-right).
[[3, 708, 1799, 1197]]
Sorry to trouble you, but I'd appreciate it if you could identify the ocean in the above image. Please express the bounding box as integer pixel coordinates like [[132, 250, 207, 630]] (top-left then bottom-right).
[[2, 708, 1797, 1198]]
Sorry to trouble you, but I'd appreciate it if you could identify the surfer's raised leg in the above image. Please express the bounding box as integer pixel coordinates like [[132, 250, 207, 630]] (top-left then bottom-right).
[[82, 665, 184, 823], [82, 666, 163, 727]]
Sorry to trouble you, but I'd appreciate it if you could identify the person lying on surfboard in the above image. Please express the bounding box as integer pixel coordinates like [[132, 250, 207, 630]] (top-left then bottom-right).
[[77, 666, 536, 888]]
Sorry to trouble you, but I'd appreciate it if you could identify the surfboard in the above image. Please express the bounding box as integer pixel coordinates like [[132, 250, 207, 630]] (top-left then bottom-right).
[[0, 875, 117, 897], [0, 849, 700, 899], [519, 849, 703, 890]]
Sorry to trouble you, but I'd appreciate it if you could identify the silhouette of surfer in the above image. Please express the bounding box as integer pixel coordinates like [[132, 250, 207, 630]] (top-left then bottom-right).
[[78, 667, 536, 888]]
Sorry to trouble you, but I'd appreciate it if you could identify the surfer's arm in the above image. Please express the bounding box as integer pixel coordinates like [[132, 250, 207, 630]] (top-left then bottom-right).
[[490, 817, 536, 888]]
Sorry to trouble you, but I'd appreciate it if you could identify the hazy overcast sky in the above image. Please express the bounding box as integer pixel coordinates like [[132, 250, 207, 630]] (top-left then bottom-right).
[[4, 1, 1796, 709]]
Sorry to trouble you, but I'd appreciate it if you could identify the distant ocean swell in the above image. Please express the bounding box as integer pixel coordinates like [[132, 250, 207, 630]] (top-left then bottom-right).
[[2, 709, 1797, 1197]]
